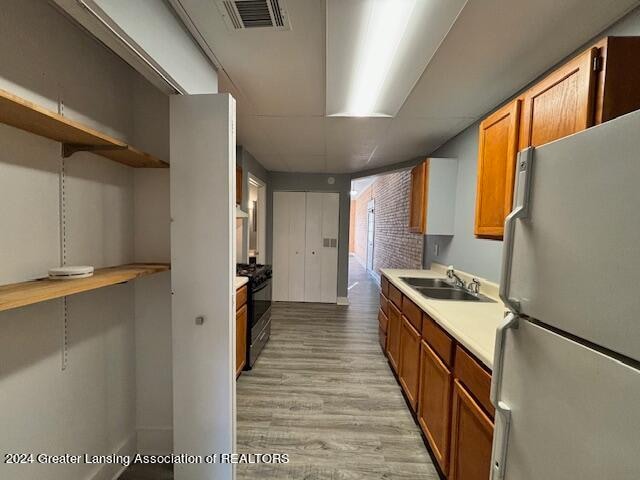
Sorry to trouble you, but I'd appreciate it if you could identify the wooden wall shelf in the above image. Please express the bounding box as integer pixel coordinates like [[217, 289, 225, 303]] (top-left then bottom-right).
[[0, 88, 169, 168], [0, 263, 170, 312]]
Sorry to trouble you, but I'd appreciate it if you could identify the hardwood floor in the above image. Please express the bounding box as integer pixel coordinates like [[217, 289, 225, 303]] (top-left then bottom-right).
[[236, 257, 438, 479], [120, 257, 437, 479]]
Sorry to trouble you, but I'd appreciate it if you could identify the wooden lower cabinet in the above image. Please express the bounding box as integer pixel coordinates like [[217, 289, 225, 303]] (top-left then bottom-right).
[[398, 316, 421, 411], [386, 302, 402, 373], [236, 304, 247, 377], [418, 341, 453, 475], [449, 379, 494, 480]]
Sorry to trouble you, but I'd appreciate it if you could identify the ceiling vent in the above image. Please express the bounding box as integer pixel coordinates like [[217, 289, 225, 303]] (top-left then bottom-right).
[[218, 0, 291, 31]]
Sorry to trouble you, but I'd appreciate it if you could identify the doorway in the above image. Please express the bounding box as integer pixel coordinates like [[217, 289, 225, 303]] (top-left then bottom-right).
[[366, 199, 375, 273], [247, 174, 266, 264]]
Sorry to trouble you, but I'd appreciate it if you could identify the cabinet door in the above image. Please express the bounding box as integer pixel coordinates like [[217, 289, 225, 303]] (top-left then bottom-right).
[[474, 99, 521, 238], [386, 302, 402, 373], [398, 316, 421, 411], [520, 48, 598, 149], [449, 379, 494, 480], [418, 341, 453, 474], [236, 304, 247, 377], [408, 160, 428, 233], [236, 166, 243, 205]]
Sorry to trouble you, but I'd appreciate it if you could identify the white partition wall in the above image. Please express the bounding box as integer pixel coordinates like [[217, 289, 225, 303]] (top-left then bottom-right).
[[170, 93, 236, 480]]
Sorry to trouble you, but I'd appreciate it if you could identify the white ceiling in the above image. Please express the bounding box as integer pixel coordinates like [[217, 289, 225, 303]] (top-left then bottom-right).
[[174, 0, 640, 174]]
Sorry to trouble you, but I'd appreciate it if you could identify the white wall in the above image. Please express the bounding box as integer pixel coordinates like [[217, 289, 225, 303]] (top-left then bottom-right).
[[0, 1, 170, 478], [170, 94, 236, 480]]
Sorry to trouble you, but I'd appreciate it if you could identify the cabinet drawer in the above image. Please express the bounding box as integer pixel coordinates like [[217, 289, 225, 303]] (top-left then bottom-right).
[[380, 293, 389, 316], [422, 314, 454, 368], [378, 308, 389, 333], [236, 285, 248, 310], [402, 296, 422, 331], [454, 345, 494, 418], [388, 283, 402, 309], [378, 327, 387, 351], [381, 276, 389, 297]]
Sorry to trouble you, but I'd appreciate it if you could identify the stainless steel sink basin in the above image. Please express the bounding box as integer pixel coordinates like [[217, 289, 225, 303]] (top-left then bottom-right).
[[414, 287, 495, 303], [400, 277, 454, 288]]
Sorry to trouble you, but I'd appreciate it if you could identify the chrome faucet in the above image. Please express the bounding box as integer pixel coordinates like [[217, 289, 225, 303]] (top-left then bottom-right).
[[468, 278, 481, 295], [446, 266, 466, 289]]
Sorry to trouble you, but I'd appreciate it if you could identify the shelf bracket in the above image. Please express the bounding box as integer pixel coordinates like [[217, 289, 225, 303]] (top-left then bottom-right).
[[62, 143, 127, 158]]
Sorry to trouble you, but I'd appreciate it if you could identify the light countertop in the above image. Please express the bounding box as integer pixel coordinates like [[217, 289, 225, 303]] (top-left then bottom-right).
[[235, 276, 248, 289], [380, 265, 506, 369]]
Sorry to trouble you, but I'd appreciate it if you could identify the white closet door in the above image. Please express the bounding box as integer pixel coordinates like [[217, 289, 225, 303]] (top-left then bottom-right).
[[287, 192, 307, 302], [272, 192, 290, 301], [304, 192, 324, 302], [320, 193, 339, 303]]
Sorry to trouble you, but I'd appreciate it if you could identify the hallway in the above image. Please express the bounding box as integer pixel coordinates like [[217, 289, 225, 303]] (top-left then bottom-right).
[[235, 256, 438, 479]]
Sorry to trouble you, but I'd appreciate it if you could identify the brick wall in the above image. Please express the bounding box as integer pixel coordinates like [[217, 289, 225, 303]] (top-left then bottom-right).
[[353, 170, 423, 274]]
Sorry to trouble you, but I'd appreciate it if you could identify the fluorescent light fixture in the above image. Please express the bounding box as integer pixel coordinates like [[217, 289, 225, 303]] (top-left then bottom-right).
[[345, 0, 416, 117], [350, 190, 359, 196]]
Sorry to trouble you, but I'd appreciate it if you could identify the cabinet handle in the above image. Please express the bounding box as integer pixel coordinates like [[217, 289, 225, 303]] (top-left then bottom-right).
[[500, 148, 533, 313]]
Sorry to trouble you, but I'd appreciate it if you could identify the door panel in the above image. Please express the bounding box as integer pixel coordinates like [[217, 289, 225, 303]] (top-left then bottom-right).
[[288, 192, 306, 302], [386, 302, 401, 373], [272, 192, 290, 301], [449, 380, 493, 480], [409, 161, 427, 233], [320, 192, 339, 303], [474, 99, 520, 238], [520, 48, 597, 149], [418, 341, 453, 474], [509, 110, 640, 361], [235, 304, 247, 376], [498, 320, 640, 480], [304, 192, 323, 302], [399, 316, 421, 411]]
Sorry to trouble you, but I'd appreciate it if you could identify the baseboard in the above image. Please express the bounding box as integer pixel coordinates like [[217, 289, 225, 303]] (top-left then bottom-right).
[[136, 426, 173, 455], [337, 296, 349, 305], [86, 432, 136, 480]]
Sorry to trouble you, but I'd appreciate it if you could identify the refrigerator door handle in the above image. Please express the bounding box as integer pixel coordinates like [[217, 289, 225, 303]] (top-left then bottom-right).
[[490, 312, 519, 480], [499, 148, 534, 313]]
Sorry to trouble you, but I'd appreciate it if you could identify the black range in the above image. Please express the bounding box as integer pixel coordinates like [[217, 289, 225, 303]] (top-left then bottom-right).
[[236, 263, 272, 369]]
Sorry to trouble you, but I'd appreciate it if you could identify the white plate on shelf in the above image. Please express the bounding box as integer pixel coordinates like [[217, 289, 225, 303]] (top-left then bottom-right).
[[48, 266, 94, 280]]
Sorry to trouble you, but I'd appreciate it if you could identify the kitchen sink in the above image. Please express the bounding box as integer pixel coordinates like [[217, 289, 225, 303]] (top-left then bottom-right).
[[414, 286, 495, 303], [400, 277, 454, 288]]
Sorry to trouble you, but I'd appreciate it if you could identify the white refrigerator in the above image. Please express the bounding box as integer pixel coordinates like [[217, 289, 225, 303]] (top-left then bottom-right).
[[490, 109, 640, 480]]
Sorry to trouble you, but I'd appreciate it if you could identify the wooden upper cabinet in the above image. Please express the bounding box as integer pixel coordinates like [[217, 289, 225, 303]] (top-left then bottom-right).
[[474, 99, 521, 238], [418, 340, 453, 475], [398, 316, 422, 411], [236, 165, 243, 205], [449, 380, 494, 480], [409, 160, 428, 233], [519, 47, 598, 149]]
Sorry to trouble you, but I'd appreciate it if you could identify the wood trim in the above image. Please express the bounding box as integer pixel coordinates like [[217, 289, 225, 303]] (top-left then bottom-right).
[[402, 295, 422, 331], [418, 340, 453, 475], [454, 345, 494, 418], [398, 316, 421, 411], [378, 308, 389, 333], [0, 264, 170, 312], [388, 283, 402, 310], [474, 99, 521, 238], [381, 276, 389, 297], [449, 379, 494, 480], [519, 47, 598, 150], [0, 88, 169, 168], [422, 313, 454, 368], [236, 285, 248, 310]]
